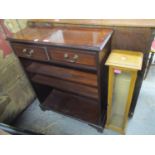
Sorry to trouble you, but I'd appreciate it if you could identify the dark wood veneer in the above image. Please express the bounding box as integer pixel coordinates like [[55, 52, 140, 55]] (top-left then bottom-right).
[[8, 27, 113, 51], [43, 90, 100, 125], [32, 74, 98, 100], [11, 43, 49, 61], [48, 47, 97, 67], [27, 62, 97, 87], [8, 25, 113, 129]]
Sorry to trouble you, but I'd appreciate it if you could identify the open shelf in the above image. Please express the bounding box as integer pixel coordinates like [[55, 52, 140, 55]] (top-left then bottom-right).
[[27, 62, 97, 87], [31, 74, 98, 100], [42, 89, 100, 125]]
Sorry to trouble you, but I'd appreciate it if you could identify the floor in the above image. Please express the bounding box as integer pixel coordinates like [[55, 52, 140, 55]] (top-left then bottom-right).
[[13, 66, 155, 135]]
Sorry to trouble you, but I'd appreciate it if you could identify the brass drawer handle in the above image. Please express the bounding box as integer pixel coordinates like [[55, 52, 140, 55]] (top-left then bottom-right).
[[23, 48, 34, 57], [64, 54, 79, 63], [26, 49, 34, 57], [64, 53, 69, 59], [22, 48, 27, 53], [29, 49, 34, 54], [66, 59, 76, 63], [73, 54, 79, 60]]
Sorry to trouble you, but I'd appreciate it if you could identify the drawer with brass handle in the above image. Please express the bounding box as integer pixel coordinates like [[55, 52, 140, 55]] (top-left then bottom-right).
[[63, 53, 79, 63], [22, 48, 34, 57], [11, 43, 49, 61], [48, 47, 97, 67]]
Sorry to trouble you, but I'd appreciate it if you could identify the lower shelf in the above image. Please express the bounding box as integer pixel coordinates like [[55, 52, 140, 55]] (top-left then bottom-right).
[[42, 89, 100, 125]]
